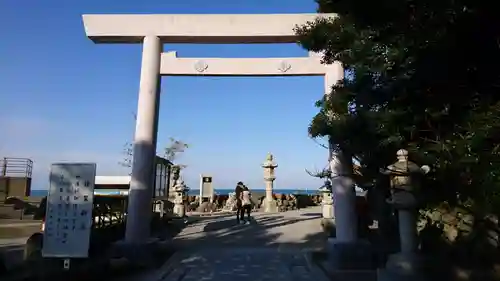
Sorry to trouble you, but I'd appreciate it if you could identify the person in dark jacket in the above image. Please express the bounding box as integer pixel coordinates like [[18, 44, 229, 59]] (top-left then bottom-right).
[[235, 181, 244, 224], [240, 185, 252, 224]]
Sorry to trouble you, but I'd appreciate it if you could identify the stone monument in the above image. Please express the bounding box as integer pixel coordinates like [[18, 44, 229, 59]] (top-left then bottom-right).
[[378, 149, 430, 281], [261, 153, 278, 213], [199, 174, 214, 205], [172, 174, 189, 218], [222, 192, 238, 211]]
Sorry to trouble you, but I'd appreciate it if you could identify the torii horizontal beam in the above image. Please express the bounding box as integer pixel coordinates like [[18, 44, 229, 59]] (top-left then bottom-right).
[[160, 51, 326, 76], [82, 13, 336, 44]]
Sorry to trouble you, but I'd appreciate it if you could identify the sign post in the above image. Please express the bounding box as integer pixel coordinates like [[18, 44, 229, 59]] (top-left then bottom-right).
[[42, 163, 96, 260], [199, 175, 213, 205]]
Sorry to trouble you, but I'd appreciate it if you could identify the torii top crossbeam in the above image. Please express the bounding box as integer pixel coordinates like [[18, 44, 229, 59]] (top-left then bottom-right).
[[82, 13, 336, 44]]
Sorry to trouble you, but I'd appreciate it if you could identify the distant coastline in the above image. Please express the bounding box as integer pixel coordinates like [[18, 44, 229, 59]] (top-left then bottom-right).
[[30, 188, 320, 197]]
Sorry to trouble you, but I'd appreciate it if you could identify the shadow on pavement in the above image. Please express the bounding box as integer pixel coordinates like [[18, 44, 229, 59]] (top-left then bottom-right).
[[122, 209, 340, 281], [172, 209, 328, 251], [1, 208, 330, 281]]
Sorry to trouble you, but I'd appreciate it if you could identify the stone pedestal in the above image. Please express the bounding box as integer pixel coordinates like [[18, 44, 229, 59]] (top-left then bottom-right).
[[262, 197, 278, 213]]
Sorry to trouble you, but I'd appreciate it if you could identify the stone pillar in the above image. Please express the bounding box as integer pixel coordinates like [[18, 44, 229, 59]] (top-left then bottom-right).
[[323, 60, 358, 243], [378, 149, 430, 281], [265, 181, 273, 203], [327, 150, 374, 271], [399, 209, 418, 254], [261, 153, 278, 213], [318, 58, 374, 272], [125, 36, 162, 244], [329, 150, 357, 243], [323, 61, 354, 236]]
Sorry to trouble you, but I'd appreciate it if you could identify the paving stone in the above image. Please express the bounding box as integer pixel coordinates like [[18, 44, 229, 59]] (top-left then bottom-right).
[[157, 248, 328, 281], [132, 207, 330, 281]]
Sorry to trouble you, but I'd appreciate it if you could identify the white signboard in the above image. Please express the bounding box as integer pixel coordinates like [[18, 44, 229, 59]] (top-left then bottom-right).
[[42, 163, 96, 258], [199, 175, 214, 199]]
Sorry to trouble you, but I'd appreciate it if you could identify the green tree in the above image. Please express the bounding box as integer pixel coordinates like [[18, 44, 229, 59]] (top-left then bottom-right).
[[120, 138, 190, 169], [119, 141, 134, 169], [163, 137, 189, 170], [118, 112, 138, 169], [119, 113, 190, 170], [295, 0, 500, 215]]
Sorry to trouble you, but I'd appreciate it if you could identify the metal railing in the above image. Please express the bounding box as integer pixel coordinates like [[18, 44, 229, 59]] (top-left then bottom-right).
[[0, 157, 33, 178]]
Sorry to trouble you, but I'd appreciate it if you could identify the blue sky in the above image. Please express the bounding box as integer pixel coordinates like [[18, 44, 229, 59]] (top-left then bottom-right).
[[0, 0, 331, 190]]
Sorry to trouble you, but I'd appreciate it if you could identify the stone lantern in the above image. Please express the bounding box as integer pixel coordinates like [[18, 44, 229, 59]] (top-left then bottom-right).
[[261, 153, 278, 213], [319, 179, 334, 219], [319, 179, 335, 235], [378, 149, 430, 281], [172, 176, 189, 218]]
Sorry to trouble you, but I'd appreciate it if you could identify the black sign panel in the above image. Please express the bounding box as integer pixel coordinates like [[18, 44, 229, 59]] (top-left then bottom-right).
[[202, 177, 212, 183]]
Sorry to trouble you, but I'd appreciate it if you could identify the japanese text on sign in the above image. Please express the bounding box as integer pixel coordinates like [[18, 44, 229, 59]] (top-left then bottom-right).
[[42, 163, 96, 258]]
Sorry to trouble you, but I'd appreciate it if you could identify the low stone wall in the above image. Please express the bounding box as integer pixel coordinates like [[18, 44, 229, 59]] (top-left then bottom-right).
[[184, 193, 323, 213]]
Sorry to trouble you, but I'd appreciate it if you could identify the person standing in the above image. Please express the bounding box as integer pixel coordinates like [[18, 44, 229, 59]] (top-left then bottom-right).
[[235, 182, 244, 224], [240, 185, 252, 224]]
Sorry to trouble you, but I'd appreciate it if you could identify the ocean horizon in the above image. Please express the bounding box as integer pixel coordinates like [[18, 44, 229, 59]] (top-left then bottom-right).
[[30, 188, 321, 197]]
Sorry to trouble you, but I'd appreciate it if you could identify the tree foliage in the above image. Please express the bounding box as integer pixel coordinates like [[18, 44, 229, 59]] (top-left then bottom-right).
[[120, 137, 190, 169], [163, 137, 189, 169], [119, 141, 134, 168], [295, 0, 500, 216], [119, 113, 190, 170]]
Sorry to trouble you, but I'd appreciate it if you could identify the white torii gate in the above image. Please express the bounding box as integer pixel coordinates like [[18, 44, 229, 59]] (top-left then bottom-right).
[[82, 13, 357, 246]]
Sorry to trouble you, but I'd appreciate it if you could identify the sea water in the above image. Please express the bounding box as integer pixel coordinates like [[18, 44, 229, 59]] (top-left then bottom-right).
[[30, 188, 320, 197]]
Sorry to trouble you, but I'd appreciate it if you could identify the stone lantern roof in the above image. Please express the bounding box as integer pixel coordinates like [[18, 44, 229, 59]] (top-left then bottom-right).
[[262, 153, 278, 168], [385, 149, 429, 176]]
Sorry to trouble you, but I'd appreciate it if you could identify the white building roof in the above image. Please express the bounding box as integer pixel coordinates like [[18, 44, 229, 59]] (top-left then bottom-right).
[[95, 176, 131, 185]]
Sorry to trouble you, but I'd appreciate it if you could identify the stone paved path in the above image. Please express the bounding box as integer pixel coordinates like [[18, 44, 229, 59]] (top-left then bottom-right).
[[134, 207, 329, 281], [154, 248, 328, 281]]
